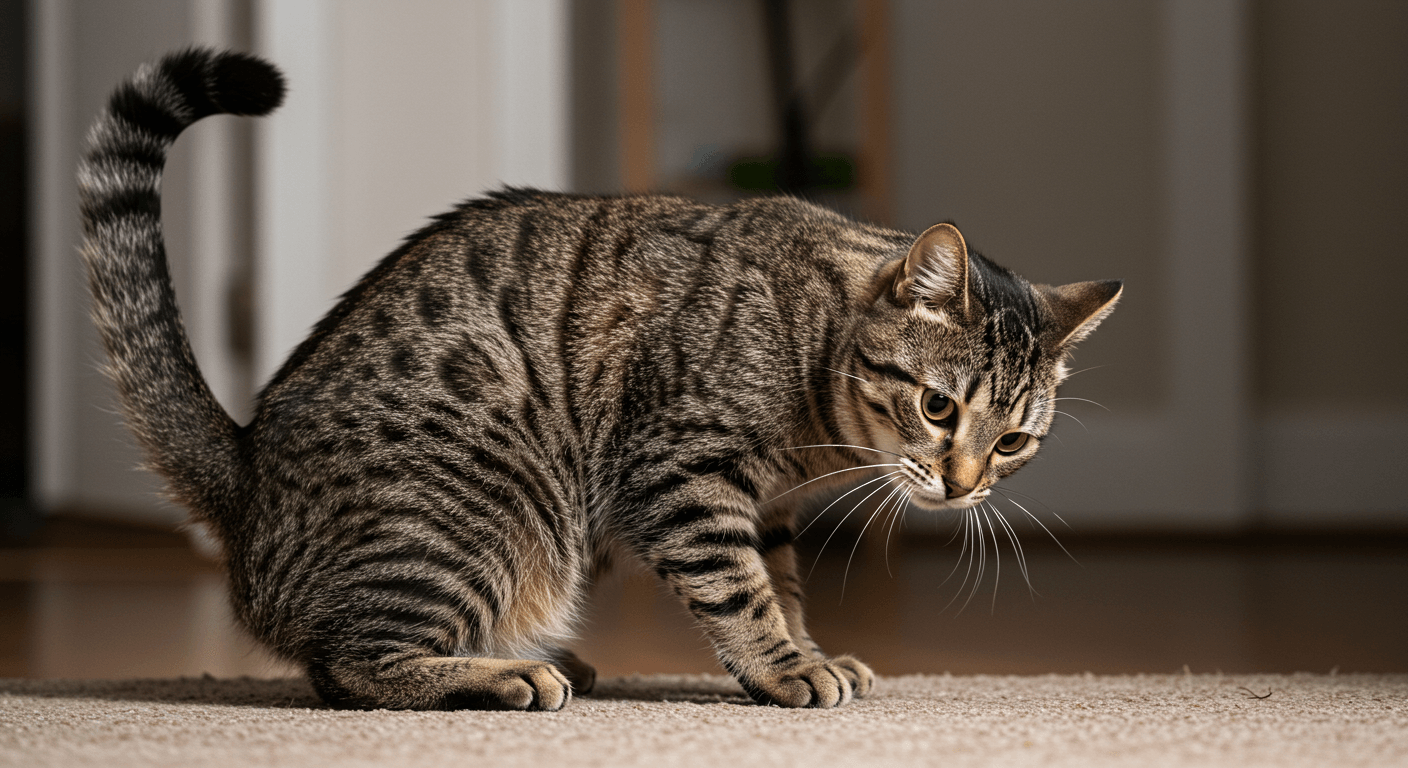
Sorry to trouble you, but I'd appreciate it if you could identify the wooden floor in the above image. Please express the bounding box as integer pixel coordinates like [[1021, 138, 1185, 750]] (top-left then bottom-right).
[[2, 518, 1406, 679]]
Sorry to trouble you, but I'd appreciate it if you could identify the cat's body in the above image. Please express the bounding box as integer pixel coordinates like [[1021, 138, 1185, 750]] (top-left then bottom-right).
[[78, 50, 1120, 711]]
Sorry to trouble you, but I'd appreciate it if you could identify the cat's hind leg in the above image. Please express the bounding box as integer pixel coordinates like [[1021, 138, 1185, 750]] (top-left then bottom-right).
[[295, 556, 581, 710], [300, 580, 572, 710], [308, 649, 571, 711], [547, 647, 596, 694], [288, 499, 584, 710]]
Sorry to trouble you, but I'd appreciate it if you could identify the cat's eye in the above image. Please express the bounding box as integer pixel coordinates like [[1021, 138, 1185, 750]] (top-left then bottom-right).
[[994, 432, 1030, 455], [921, 390, 955, 423]]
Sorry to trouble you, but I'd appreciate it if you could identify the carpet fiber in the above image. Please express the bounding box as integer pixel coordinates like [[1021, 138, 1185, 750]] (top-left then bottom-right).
[[3, 674, 1406, 767]]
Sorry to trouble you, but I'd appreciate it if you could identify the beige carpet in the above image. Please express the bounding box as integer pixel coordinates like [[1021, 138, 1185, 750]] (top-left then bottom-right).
[[2, 673, 1406, 767]]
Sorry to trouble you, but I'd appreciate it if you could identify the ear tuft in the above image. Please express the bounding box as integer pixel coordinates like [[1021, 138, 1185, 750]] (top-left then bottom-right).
[[1041, 280, 1123, 347], [897, 223, 970, 314]]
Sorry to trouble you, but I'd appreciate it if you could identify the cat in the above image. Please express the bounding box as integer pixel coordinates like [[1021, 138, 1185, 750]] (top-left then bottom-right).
[[77, 48, 1120, 711]]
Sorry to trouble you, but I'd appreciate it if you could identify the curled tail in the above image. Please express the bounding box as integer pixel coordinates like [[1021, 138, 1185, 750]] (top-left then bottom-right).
[[78, 48, 284, 519]]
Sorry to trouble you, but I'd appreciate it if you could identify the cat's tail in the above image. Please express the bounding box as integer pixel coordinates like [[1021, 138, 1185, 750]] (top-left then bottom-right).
[[77, 48, 284, 519]]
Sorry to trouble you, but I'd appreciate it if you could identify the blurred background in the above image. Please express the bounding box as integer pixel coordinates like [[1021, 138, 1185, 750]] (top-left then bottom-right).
[[1, 0, 1405, 681]]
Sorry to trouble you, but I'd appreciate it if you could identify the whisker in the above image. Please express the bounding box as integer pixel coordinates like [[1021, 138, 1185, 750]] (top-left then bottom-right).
[[1046, 396, 1110, 412], [1004, 495, 1081, 567], [861, 481, 906, 577], [1061, 364, 1109, 380], [988, 502, 1036, 598], [962, 508, 988, 614], [991, 485, 1051, 511], [880, 492, 900, 579], [988, 503, 1031, 599], [979, 504, 1002, 613], [783, 444, 908, 460], [842, 481, 908, 599], [796, 471, 903, 539], [809, 474, 901, 585], [883, 488, 913, 578], [821, 366, 870, 384], [994, 488, 1074, 531], [945, 509, 983, 616], [937, 509, 971, 589], [1050, 410, 1088, 432], [940, 509, 965, 548], [764, 463, 903, 504], [940, 515, 974, 611]]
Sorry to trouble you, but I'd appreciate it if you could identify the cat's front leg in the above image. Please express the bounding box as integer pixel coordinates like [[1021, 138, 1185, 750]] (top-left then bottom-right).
[[641, 495, 859, 708], [758, 507, 874, 697], [755, 508, 824, 658]]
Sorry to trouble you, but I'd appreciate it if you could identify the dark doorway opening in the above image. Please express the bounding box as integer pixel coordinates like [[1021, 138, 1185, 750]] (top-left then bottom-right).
[[1, 0, 34, 540]]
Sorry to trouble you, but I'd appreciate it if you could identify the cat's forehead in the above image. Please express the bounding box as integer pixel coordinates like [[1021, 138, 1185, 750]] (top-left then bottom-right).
[[899, 302, 1055, 411]]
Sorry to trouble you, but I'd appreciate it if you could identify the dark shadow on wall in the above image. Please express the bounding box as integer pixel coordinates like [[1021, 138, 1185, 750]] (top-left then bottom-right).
[[0, 0, 36, 541]]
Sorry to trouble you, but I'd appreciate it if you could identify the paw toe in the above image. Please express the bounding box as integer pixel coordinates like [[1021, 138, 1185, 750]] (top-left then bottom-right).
[[525, 664, 571, 711], [752, 659, 854, 709], [832, 655, 875, 697], [484, 662, 570, 711]]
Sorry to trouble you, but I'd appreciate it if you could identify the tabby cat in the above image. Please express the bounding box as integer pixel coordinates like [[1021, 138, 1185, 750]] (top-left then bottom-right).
[[78, 49, 1120, 711]]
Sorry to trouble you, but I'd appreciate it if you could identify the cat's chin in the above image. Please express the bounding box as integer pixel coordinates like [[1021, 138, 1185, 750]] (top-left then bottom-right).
[[905, 487, 979, 512]]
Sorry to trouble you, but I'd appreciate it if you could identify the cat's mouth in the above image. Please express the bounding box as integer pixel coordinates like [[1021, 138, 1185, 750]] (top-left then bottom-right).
[[901, 467, 991, 510], [895, 460, 991, 510], [905, 484, 989, 511]]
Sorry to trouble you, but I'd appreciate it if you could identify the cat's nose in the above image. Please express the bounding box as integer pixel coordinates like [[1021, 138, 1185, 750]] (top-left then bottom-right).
[[943, 479, 974, 499]]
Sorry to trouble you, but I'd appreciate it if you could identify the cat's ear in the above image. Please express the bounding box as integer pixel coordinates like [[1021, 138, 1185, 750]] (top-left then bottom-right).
[[895, 223, 970, 315], [1039, 280, 1123, 348]]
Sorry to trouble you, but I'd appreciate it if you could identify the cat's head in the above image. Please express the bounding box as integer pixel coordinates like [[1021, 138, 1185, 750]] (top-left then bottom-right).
[[839, 223, 1121, 510]]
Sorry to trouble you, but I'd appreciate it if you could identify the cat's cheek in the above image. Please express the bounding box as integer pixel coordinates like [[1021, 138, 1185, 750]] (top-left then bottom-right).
[[993, 452, 1037, 478]]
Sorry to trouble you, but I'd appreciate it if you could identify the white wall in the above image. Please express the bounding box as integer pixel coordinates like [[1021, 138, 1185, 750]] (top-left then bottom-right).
[[32, 0, 210, 523], [254, 0, 567, 384], [33, 0, 569, 524]]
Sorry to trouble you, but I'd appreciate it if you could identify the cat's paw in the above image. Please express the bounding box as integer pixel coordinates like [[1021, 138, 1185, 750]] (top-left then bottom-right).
[[548, 648, 597, 695], [451, 660, 572, 711], [829, 655, 874, 698], [744, 658, 858, 708]]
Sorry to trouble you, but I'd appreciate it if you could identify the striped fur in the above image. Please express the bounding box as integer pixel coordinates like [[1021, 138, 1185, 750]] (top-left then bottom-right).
[[78, 50, 1121, 711]]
